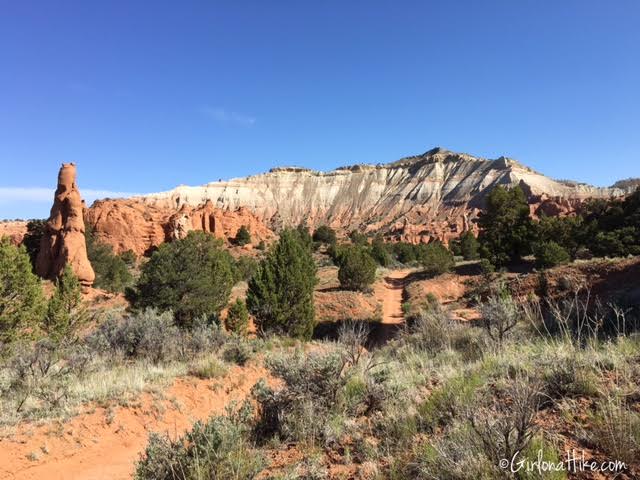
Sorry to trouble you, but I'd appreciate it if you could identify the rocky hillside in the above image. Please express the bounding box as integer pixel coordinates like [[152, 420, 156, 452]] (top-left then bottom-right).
[[2, 148, 633, 255], [134, 147, 628, 245]]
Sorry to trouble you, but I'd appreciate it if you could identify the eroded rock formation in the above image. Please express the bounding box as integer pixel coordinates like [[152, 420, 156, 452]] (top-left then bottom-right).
[[85, 199, 274, 255], [36, 163, 95, 286], [79, 147, 633, 253], [133, 148, 630, 244]]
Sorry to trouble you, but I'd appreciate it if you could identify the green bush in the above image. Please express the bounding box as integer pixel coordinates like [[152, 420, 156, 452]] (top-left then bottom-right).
[[534, 241, 570, 269], [226, 299, 249, 336], [21, 219, 46, 270], [233, 225, 251, 246], [85, 226, 133, 293], [247, 229, 317, 339], [0, 238, 46, 345], [135, 403, 263, 480], [349, 230, 368, 246], [478, 185, 534, 267], [337, 245, 377, 291], [312, 225, 337, 245], [89, 309, 224, 363], [419, 241, 454, 276], [451, 231, 480, 260], [44, 265, 87, 342], [370, 234, 391, 266], [128, 231, 234, 327], [233, 255, 258, 282]]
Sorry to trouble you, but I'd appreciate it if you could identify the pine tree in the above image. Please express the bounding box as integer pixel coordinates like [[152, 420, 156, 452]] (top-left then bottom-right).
[[247, 228, 317, 339], [0, 238, 46, 345]]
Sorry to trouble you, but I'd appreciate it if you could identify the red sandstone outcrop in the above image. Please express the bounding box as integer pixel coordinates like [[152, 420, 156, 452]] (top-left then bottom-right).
[[0, 221, 27, 246], [36, 163, 95, 286], [85, 198, 274, 256]]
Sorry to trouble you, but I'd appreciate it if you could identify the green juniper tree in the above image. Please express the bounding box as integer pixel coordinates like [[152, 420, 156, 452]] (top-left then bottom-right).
[[478, 185, 534, 267], [337, 245, 377, 291], [0, 238, 46, 345], [128, 231, 235, 327], [247, 228, 317, 339]]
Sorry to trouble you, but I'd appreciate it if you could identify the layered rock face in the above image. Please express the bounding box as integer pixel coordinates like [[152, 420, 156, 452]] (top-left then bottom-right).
[[132, 148, 628, 245], [36, 163, 95, 286]]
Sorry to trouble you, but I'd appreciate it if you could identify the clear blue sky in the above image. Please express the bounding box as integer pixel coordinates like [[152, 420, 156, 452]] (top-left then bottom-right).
[[1, 1, 638, 219]]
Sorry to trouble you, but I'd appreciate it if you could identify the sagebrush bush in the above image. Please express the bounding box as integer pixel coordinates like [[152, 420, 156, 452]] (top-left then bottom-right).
[[88, 309, 179, 363], [253, 350, 345, 444], [135, 402, 263, 480]]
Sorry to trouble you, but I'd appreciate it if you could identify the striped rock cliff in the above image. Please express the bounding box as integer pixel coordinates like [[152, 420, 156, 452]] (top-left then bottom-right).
[[127, 148, 628, 246]]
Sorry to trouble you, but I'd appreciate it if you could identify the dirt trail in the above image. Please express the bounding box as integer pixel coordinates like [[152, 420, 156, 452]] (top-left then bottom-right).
[[0, 363, 272, 480], [375, 269, 413, 324]]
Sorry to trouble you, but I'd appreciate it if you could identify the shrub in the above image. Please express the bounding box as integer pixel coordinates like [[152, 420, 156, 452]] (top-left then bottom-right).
[[43, 265, 87, 342], [534, 241, 571, 269], [234, 225, 251, 246], [6, 339, 77, 413], [85, 226, 133, 293], [588, 395, 640, 463], [21, 219, 46, 269], [222, 337, 254, 365], [253, 351, 345, 443], [418, 372, 484, 431], [226, 299, 249, 336], [88, 309, 179, 363], [247, 228, 317, 339], [312, 225, 337, 245], [0, 238, 46, 345], [128, 232, 234, 327], [419, 241, 454, 276], [337, 245, 377, 291], [370, 234, 391, 267], [135, 403, 263, 480], [480, 293, 520, 347], [450, 231, 480, 260], [189, 356, 228, 379], [349, 230, 368, 246], [233, 255, 258, 282]]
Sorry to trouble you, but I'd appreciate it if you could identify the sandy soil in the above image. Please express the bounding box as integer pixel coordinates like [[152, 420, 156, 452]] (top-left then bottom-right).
[[0, 363, 272, 480], [374, 269, 414, 324]]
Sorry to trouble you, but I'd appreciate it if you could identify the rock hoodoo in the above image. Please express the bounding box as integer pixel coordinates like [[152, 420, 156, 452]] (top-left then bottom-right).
[[36, 163, 95, 286]]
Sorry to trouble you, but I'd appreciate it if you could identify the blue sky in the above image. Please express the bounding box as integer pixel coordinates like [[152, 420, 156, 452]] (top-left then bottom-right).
[[1, 1, 638, 219]]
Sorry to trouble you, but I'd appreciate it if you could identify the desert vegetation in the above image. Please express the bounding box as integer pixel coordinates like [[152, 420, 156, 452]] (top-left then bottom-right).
[[1, 186, 639, 479]]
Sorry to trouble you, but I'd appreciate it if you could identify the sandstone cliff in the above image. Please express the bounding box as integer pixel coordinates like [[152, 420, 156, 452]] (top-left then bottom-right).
[[131, 147, 629, 245], [85, 199, 274, 256]]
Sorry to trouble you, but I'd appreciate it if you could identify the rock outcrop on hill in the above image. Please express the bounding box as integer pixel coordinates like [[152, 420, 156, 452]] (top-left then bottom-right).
[[85, 199, 274, 256], [130, 148, 629, 245], [36, 163, 95, 286]]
